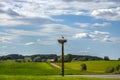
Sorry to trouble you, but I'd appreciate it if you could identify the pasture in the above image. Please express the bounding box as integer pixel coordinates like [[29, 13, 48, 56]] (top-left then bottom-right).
[[0, 61, 60, 75], [57, 60, 120, 74], [0, 60, 120, 80], [0, 75, 120, 80]]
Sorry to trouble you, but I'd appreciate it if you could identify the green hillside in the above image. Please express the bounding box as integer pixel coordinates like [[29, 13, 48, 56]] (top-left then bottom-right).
[[0, 61, 60, 75], [57, 61, 120, 74]]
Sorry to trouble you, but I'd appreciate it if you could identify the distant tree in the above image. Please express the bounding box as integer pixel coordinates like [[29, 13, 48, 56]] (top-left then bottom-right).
[[72, 58, 78, 62], [104, 56, 110, 61], [118, 58, 120, 61], [33, 56, 42, 62], [0, 56, 11, 60], [7, 54, 24, 60], [54, 57, 58, 62], [78, 57, 88, 61], [64, 54, 72, 62]]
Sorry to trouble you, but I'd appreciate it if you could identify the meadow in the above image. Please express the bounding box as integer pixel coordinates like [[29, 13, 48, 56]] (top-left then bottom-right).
[[0, 75, 119, 80], [0, 60, 120, 80], [61, 61, 120, 74], [0, 61, 60, 75]]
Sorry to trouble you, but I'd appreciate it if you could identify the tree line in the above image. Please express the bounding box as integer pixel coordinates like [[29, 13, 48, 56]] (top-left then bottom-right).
[[0, 54, 119, 62]]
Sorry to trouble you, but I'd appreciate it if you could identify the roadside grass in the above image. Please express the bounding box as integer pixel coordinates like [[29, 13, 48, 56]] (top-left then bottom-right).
[[0, 75, 119, 80]]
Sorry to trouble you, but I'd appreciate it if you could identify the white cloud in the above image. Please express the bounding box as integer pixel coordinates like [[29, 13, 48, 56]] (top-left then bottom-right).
[[92, 22, 111, 27], [0, 52, 11, 55], [6, 24, 86, 38], [73, 30, 113, 42], [73, 33, 92, 39], [0, 0, 119, 26], [75, 22, 90, 28], [94, 31, 109, 35], [24, 42, 35, 46], [75, 22, 111, 28], [36, 39, 56, 45], [102, 35, 112, 42], [0, 32, 18, 43], [91, 7, 120, 21]]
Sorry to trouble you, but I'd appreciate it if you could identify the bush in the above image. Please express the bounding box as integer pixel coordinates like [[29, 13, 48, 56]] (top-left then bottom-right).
[[81, 63, 87, 71], [115, 64, 120, 74], [116, 64, 120, 71], [105, 66, 114, 73]]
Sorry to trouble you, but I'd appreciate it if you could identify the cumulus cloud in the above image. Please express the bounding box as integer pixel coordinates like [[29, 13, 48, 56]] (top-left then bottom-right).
[[73, 33, 92, 39], [0, 32, 18, 43], [0, 35, 17, 43], [62, 0, 95, 2], [24, 42, 35, 46], [75, 22, 90, 28], [91, 7, 120, 21], [36, 39, 56, 45], [94, 31, 109, 35], [73, 30, 113, 42], [5, 24, 86, 40], [92, 22, 111, 27], [75, 22, 111, 28], [0, 0, 119, 26], [102, 35, 112, 42], [62, 0, 120, 2]]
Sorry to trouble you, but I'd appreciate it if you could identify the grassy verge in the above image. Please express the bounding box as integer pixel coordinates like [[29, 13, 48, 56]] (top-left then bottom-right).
[[0, 75, 119, 80]]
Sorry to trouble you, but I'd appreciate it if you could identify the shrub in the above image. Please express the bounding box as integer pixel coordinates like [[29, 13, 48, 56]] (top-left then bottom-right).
[[116, 64, 120, 71], [115, 64, 120, 74], [105, 66, 114, 73], [81, 63, 87, 71]]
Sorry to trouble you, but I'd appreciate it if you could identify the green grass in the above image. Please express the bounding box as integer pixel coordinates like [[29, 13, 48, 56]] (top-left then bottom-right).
[[0, 60, 120, 80], [0, 75, 119, 80], [0, 61, 60, 75], [57, 61, 120, 74]]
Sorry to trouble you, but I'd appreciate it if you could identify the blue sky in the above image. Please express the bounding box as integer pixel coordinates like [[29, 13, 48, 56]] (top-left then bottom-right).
[[0, 0, 120, 59]]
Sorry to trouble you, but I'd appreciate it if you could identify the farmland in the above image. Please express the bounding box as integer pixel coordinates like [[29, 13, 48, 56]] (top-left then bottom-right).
[[0, 60, 120, 80], [61, 61, 120, 74], [0, 61, 60, 75], [0, 75, 119, 80]]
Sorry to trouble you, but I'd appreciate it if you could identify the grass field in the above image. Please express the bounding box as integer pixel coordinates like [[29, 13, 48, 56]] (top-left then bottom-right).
[[0, 75, 119, 80], [0, 60, 120, 80], [0, 61, 60, 75], [57, 61, 120, 74]]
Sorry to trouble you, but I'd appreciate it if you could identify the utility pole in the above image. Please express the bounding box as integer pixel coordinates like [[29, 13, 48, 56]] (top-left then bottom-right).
[[58, 36, 67, 76]]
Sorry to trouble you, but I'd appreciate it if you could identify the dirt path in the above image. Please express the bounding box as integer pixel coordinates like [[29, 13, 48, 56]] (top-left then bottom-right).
[[50, 63, 61, 69], [66, 75, 120, 79]]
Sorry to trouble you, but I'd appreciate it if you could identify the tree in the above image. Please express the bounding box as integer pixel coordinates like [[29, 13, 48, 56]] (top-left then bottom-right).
[[81, 63, 87, 71], [64, 54, 72, 62], [78, 57, 88, 61], [7, 54, 24, 60], [118, 58, 120, 61], [33, 56, 42, 62], [104, 56, 110, 61], [54, 57, 58, 62]]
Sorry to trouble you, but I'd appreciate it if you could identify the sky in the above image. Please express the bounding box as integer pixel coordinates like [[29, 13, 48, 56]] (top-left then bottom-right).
[[0, 0, 120, 59]]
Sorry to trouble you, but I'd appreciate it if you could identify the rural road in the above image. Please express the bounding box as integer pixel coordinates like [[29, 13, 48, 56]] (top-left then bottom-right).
[[50, 63, 120, 79], [65, 75, 120, 79]]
